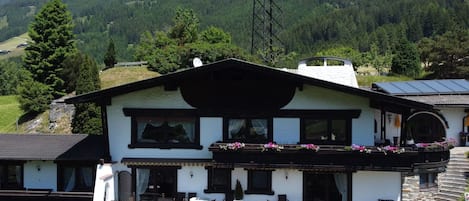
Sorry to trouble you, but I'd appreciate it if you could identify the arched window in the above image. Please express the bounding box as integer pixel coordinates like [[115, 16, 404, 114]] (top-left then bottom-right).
[[407, 112, 446, 143]]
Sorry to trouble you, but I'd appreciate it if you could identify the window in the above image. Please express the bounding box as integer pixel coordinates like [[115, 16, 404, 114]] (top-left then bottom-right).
[[125, 109, 201, 149], [59, 165, 95, 192], [137, 117, 196, 144], [419, 173, 437, 189], [246, 170, 274, 195], [301, 118, 350, 145], [205, 167, 231, 193], [0, 164, 23, 189], [224, 118, 272, 143]]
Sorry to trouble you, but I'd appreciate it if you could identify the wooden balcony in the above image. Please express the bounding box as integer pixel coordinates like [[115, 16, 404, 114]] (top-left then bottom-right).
[[0, 190, 92, 201], [209, 143, 450, 173]]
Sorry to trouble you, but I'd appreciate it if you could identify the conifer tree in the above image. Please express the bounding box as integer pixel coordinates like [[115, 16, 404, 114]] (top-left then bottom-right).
[[23, 0, 77, 98], [71, 53, 102, 135], [104, 38, 117, 68]]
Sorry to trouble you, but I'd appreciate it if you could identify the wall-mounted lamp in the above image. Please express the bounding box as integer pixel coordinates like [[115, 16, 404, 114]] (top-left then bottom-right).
[[387, 113, 393, 124], [36, 164, 41, 171], [190, 171, 193, 178]]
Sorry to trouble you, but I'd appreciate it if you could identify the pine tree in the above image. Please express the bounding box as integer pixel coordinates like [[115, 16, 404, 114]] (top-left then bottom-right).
[[71, 53, 102, 135], [23, 0, 77, 98], [104, 38, 117, 68]]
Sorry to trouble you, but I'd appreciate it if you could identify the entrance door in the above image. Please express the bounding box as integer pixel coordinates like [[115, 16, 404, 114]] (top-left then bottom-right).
[[303, 173, 342, 201], [144, 167, 177, 200]]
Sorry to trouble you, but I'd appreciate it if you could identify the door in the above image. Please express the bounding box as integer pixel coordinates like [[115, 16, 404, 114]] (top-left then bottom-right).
[[148, 167, 177, 199], [303, 173, 342, 201]]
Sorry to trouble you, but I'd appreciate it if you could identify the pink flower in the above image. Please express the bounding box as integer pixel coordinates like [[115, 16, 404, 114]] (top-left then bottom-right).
[[300, 144, 320, 151], [262, 142, 283, 152]]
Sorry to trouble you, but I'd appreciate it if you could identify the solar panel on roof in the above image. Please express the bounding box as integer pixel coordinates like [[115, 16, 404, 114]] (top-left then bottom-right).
[[425, 80, 451, 93], [438, 80, 465, 92], [391, 82, 420, 94], [450, 79, 469, 91], [407, 81, 435, 94], [373, 79, 469, 95], [376, 82, 403, 94]]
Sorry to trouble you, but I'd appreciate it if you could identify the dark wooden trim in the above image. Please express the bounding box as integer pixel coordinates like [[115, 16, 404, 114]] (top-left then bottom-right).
[[347, 172, 352, 201], [100, 105, 111, 161], [123, 108, 198, 117], [125, 108, 202, 149], [125, 108, 361, 118], [128, 143, 203, 149]]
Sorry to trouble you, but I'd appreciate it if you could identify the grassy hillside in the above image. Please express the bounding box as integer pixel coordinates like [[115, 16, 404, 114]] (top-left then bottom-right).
[[0, 95, 23, 133], [0, 33, 29, 60], [0, 65, 159, 133]]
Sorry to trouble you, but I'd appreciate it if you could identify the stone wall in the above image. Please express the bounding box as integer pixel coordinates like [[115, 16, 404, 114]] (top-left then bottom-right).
[[402, 174, 439, 201]]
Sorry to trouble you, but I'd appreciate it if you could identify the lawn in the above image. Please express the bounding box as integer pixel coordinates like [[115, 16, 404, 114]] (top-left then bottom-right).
[[0, 33, 29, 60], [100, 66, 160, 89], [357, 75, 413, 87], [0, 95, 23, 133]]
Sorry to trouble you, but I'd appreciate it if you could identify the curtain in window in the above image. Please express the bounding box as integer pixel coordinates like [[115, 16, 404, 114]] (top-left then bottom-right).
[[229, 119, 246, 138], [334, 173, 347, 201], [138, 119, 195, 143], [137, 169, 150, 201], [81, 167, 94, 187], [168, 121, 195, 142], [251, 119, 267, 135], [64, 168, 76, 192]]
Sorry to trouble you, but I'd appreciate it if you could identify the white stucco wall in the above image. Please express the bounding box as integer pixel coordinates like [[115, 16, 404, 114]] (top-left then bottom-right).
[[353, 171, 401, 201], [23, 161, 57, 191], [439, 107, 466, 145]]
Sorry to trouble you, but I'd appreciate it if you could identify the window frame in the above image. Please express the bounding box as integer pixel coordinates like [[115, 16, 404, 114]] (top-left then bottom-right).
[[204, 167, 232, 193], [419, 173, 437, 189], [300, 118, 351, 145], [124, 108, 202, 149], [245, 169, 274, 195], [57, 163, 96, 192], [0, 162, 24, 190], [223, 116, 273, 143]]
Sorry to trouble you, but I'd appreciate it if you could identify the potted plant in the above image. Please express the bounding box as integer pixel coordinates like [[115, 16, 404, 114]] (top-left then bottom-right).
[[233, 179, 244, 201]]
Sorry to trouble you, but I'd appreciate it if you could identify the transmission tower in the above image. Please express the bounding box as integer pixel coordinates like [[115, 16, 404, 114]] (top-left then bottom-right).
[[251, 0, 283, 64]]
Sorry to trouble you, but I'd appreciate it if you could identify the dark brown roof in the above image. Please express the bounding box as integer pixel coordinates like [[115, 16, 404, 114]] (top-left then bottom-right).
[[0, 134, 105, 161], [65, 58, 433, 111]]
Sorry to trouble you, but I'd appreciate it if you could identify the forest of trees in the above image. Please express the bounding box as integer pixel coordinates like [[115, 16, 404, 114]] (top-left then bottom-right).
[[1, 0, 467, 66]]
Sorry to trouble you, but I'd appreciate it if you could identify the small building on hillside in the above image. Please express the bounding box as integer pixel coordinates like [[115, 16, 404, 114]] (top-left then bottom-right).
[[64, 57, 450, 201], [0, 134, 105, 201]]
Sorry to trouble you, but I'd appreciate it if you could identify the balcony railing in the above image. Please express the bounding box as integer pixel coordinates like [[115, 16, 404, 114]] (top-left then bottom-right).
[[209, 142, 451, 173]]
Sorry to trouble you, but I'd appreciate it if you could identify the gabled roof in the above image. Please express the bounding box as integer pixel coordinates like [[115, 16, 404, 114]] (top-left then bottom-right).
[[0, 134, 105, 161], [65, 58, 433, 110]]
